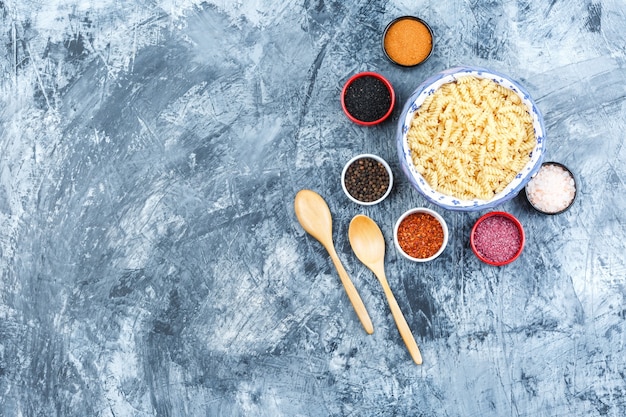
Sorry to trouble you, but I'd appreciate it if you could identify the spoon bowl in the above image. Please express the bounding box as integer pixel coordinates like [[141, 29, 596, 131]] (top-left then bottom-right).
[[294, 190, 374, 334], [294, 189, 334, 243], [348, 214, 423, 365], [347, 214, 386, 266]]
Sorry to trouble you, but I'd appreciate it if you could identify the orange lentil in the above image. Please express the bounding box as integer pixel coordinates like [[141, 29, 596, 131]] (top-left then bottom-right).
[[397, 212, 443, 259], [383, 18, 433, 66]]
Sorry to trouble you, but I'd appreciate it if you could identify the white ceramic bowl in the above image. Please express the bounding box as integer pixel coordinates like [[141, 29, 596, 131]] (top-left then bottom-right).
[[396, 66, 546, 211], [341, 154, 393, 205], [393, 207, 448, 262]]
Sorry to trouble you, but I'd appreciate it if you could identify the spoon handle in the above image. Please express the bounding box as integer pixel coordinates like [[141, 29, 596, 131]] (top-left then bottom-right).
[[327, 249, 374, 335], [378, 273, 423, 365]]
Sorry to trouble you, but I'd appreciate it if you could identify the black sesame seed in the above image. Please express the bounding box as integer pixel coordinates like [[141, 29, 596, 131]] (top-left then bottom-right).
[[343, 76, 392, 123]]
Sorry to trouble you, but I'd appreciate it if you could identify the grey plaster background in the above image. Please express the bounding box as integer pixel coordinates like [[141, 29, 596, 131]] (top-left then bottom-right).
[[0, 0, 625, 416]]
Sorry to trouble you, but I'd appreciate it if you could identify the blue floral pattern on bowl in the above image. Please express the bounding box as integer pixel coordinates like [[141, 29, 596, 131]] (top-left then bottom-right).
[[396, 66, 546, 211]]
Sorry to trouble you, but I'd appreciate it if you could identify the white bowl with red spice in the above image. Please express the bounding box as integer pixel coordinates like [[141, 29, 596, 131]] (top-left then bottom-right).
[[393, 208, 448, 262], [525, 162, 577, 215], [470, 211, 525, 266]]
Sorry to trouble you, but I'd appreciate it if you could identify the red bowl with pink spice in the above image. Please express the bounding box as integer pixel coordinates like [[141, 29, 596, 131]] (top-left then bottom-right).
[[470, 211, 525, 266]]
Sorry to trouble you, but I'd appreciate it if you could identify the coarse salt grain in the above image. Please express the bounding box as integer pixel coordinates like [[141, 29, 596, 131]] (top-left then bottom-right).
[[526, 164, 576, 213], [473, 215, 521, 264]]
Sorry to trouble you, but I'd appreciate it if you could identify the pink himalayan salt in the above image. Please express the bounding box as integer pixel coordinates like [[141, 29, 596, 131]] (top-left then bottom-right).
[[526, 164, 576, 213], [473, 215, 521, 264]]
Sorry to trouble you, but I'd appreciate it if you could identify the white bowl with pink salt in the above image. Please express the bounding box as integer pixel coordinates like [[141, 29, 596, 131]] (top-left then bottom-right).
[[525, 162, 577, 214], [470, 211, 525, 266]]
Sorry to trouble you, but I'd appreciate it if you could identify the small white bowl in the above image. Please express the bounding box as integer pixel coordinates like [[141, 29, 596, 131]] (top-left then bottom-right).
[[393, 207, 448, 262], [341, 154, 393, 205]]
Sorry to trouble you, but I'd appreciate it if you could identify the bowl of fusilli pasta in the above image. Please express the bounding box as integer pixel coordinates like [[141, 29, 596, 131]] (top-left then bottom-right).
[[397, 66, 546, 211]]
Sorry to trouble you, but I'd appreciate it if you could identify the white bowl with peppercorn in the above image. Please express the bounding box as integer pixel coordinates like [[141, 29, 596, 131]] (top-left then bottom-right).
[[341, 154, 393, 205], [393, 207, 448, 262]]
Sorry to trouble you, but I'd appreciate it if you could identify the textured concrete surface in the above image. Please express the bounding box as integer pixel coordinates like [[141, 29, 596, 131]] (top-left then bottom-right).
[[0, 1, 625, 416]]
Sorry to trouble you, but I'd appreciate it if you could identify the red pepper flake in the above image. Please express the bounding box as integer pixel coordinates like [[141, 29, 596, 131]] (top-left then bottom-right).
[[397, 212, 444, 259], [472, 215, 521, 264]]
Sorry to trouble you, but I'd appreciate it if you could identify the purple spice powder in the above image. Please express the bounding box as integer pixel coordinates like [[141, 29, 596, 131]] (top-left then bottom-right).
[[473, 215, 521, 264]]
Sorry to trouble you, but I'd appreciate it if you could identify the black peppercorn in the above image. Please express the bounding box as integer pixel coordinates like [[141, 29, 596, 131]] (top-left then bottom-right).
[[344, 157, 390, 203]]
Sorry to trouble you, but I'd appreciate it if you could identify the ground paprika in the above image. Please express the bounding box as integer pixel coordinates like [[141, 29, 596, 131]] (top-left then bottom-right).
[[383, 17, 433, 67]]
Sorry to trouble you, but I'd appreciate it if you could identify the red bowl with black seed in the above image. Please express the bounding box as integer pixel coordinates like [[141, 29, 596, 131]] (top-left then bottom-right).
[[341, 72, 395, 126], [470, 211, 525, 266], [341, 154, 393, 205], [393, 207, 448, 262]]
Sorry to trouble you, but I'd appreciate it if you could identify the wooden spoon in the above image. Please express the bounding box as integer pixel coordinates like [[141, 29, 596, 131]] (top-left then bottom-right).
[[294, 190, 374, 335], [348, 214, 423, 365]]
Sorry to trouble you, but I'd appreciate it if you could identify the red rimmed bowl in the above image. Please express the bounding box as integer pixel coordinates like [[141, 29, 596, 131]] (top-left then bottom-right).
[[470, 211, 525, 266], [341, 71, 395, 126]]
